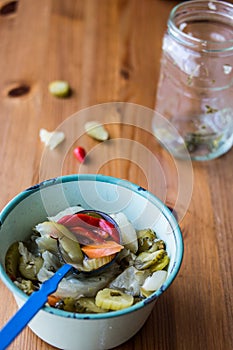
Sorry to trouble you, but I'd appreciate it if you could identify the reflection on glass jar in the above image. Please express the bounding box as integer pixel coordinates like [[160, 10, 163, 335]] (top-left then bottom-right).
[[154, 0, 233, 160]]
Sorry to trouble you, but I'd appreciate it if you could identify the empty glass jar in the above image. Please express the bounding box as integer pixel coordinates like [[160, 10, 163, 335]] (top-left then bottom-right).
[[153, 0, 233, 160]]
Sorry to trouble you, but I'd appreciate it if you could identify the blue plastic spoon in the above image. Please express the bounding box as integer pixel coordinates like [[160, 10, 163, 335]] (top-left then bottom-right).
[[0, 263, 73, 350]]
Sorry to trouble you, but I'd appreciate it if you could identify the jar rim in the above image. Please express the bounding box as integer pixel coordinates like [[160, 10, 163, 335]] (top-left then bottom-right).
[[168, 0, 233, 53]]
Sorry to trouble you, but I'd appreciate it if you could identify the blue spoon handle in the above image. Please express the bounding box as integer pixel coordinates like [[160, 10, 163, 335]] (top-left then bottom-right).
[[0, 264, 72, 350]]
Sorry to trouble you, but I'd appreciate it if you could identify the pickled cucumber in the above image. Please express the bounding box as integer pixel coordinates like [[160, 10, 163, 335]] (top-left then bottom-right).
[[134, 249, 168, 270], [82, 254, 114, 272], [76, 297, 108, 313], [150, 253, 169, 272], [137, 228, 156, 252], [95, 288, 134, 310], [5, 242, 20, 280]]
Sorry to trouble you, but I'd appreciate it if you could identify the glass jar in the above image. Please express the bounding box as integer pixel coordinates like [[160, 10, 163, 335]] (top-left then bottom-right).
[[153, 0, 233, 160]]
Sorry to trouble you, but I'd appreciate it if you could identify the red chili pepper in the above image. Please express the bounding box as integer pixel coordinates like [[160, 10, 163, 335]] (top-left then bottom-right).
[[73, 146, 86, 163], [58, 212, 120, 245], [99, 219, 119, 242], [76, 213, 120, 242], [58, 213, 101, 228], [77, 213, 101, 227]]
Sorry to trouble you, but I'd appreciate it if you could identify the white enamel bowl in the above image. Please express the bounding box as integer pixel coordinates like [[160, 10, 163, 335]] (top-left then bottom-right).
[[0, 174, 183, 350]]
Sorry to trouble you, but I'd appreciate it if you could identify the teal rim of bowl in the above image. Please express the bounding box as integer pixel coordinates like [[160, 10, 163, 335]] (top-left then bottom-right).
[[0, 174, 184, 320]]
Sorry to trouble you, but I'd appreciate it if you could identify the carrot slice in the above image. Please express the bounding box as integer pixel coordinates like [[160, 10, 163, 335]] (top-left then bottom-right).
[[81, 241, 124, 259], [47, 295, 60, 307]]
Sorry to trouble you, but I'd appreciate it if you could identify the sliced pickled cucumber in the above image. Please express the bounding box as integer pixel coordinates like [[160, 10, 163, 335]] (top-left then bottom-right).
[[76, 297, 108, 313], [150, 253, 169, 272], [62, 297, 76, 312], [137, 228, 156, 252], [5, 242, 20, 280], [95, 288, 134, 310], [82, 254, 114, 272], [134, 249, 168, 270]]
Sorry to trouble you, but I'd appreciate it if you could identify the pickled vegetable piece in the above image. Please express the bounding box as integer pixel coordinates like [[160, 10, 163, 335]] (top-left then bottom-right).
[[48, 80, 70, 97], [39, 128, 65, 150], [109, 266, 149, 296], [47, 294, 60, 307], [82, 254, 115, 271], [58, 235, 84, 264], [58, 212, 119, 244], [110, 212, 138, 253], [76, 297, 108, 313], [134, 249, 167, 270], [35, 222, 76, 241], [141, 270, 167, 297], [149, 253, 169, 272], [14, 279, 35, 295], [35, 221, 83, 264], [148, 239, 166, 253], [137, 228, 156, 252], [84, 121, 109, 141], [19, 255, 43, 281], [62, 297, 76, 312], [81, 241, 124, 259], [18, 242, 43, 281], [95, 288, 134, 310], [5, 242, 20, 280]]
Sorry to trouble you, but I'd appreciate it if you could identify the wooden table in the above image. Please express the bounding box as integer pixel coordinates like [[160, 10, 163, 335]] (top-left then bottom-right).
[[0, 0, 232, 349]]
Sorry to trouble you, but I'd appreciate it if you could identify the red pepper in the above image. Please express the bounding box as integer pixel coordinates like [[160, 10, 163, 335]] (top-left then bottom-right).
[[99, 219, 119, 242], [73, 146, 86, 163], [76, 213, 101, 227], [58, 212, 120, 245], [58, 214, 104, 243], [58, 213, 100, 228]]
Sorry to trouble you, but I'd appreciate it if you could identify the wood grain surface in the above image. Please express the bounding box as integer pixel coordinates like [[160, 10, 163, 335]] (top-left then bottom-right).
[[0, 1, 232, 349]]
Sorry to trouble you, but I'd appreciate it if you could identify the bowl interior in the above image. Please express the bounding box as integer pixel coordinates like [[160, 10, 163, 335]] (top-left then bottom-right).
[[0, 174, 183, 317]]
